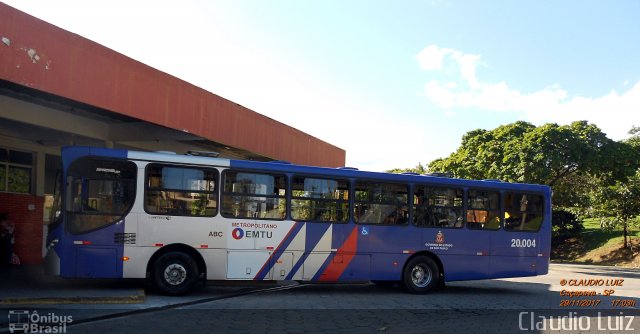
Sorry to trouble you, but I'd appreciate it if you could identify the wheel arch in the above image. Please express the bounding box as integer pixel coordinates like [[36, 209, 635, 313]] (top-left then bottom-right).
[[146, 243, 207, 279], [403, 251, 445, 282]]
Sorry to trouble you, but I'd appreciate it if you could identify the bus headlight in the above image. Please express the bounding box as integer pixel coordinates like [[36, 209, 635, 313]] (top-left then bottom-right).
[[47, 238, 59, 249]]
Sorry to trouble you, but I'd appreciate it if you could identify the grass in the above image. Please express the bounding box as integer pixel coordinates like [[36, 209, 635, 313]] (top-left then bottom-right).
[[552, 218, 640, 268]]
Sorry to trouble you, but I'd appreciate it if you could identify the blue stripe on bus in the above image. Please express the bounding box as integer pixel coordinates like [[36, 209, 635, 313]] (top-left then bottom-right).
[[285, 223, 333, 280], [254, 222, 304, 280], [305, 223, 332, 251], [286, 252, 308, 280]]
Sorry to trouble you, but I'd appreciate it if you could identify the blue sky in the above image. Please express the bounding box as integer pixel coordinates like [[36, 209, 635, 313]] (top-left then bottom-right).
[[5, 0, 640, 171]]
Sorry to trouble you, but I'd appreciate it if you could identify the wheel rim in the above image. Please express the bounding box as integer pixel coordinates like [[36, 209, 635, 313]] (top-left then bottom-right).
[[164, 263, 187, 286], [411, 264, 432, 288]]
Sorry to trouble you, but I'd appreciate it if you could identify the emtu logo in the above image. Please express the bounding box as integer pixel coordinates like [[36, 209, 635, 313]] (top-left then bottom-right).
[[232, 228, 244, 240]]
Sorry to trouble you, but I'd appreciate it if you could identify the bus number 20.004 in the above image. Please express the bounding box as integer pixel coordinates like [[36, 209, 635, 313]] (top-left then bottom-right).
[[511, 238, 536, 248]]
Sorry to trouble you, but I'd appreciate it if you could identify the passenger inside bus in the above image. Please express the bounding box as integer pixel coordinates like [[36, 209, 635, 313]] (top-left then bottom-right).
[[384, 208, 407, 225]]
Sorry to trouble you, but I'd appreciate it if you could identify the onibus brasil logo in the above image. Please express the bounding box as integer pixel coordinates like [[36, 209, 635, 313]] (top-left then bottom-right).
[[8, 310, 72, 333]]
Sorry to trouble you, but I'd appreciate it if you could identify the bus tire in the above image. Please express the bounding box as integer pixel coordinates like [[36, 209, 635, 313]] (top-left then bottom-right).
[[152, 252, 199, 296], [402, 255, 440, 294]]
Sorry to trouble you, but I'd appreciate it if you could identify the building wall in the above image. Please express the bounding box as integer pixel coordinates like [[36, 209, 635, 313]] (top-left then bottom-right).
[[0, 2, 348, 267], [0, 138, 58, 265], [0, 3, 345, 168], [0, 193, 44, 265]]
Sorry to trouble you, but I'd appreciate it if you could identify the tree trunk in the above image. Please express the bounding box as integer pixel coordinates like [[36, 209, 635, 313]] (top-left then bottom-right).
[[623, 222, 628, 249]]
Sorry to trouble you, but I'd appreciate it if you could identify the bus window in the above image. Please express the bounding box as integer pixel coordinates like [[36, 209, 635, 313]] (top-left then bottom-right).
[[466, 189, 500, 230], [145, 165, 218, 217], [414, 186, 463, 228], [221, 171, 286, 220], [354, 182, 408, 225], [291, 176, 349, 223], [504, 193, 544, 232], [66, 158, 137, 234]]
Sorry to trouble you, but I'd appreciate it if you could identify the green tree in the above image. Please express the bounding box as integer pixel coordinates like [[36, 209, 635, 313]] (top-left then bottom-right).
[[592, 171, 640, 249], [551, 173, 598, 210], [628, 126, 640, 149], [428, 121, 639, 195], [386, 163, 428, 174]]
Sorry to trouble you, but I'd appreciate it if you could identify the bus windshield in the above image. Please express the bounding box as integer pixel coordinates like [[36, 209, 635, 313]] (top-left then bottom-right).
[[65, 157, 137, 234]]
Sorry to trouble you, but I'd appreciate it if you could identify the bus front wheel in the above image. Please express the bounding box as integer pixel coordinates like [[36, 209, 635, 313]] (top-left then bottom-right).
[[402, 256, 440, 294], [152, 252, 199, 296]]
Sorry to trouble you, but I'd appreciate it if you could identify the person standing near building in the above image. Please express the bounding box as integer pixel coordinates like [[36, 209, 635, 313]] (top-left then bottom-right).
[[0, 214, 15, 267]]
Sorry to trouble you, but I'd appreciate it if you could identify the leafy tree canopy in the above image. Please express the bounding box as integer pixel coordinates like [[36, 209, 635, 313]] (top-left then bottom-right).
[[591, 171, 640, 248], [428, 121, 640, 188], [628, 126, 640, 149], [386, 163, 427, 174]]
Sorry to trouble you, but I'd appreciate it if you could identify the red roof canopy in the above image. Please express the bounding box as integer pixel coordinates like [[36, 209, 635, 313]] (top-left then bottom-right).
[[0, 3, 345, 167]]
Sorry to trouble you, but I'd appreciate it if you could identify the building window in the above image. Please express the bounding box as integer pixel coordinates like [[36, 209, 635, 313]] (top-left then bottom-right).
[[145, 164, 218, 217], [291, 176, 349, 223], [221, 170, 286, 220], [0, 148, 33, 194], [414, 186, 463, 228], [354, 181, 408, 225]]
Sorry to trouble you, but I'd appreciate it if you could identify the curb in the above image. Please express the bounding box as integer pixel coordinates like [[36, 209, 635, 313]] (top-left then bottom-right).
[[0, 289, 145, 305]]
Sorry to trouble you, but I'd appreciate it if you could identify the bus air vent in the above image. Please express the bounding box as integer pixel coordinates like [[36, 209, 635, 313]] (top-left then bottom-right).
[[338, 167, 359, 171], [425, 172, 453, 178], [185, 150, 220, 158]]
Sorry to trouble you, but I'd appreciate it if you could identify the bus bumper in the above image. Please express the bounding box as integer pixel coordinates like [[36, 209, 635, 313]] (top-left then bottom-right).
[[537, 256, 550, 275]]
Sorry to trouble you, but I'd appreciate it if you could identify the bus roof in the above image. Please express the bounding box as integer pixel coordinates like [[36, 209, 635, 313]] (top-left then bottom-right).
[[64, 146, 551, 194], [229, 159, 550, 194]]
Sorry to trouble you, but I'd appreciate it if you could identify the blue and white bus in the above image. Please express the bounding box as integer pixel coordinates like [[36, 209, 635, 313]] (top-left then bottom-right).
[[45, 146, 552, 295]]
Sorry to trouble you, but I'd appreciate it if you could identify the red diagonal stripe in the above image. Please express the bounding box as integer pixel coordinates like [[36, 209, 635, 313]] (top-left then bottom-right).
[[319, 226, 359, 281]]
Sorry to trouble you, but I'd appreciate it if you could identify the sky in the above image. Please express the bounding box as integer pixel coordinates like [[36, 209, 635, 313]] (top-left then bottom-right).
[[4, 0, 640, 171]]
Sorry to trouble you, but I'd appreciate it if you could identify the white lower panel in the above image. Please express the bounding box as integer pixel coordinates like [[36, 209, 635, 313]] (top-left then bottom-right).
[[227, 251, 271, 279]]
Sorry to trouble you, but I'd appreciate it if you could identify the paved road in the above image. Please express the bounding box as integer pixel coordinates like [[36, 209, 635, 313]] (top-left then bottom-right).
[[2, 264, 639, 334]]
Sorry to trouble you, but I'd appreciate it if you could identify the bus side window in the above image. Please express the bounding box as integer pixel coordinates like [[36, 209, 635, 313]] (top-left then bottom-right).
[[466, 189, 500, 230], [220, 171, 286, 220], [354, 181, 408, 225], [413, 186, 463, 228], [144, 165, 218, 217], [290, 176, 350, 223], [504, 193, 544, 232]]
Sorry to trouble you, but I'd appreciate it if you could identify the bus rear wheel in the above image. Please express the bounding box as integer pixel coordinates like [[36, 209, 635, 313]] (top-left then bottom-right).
[[402, 255, 440, 294], [152, 252, 199, 296]]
